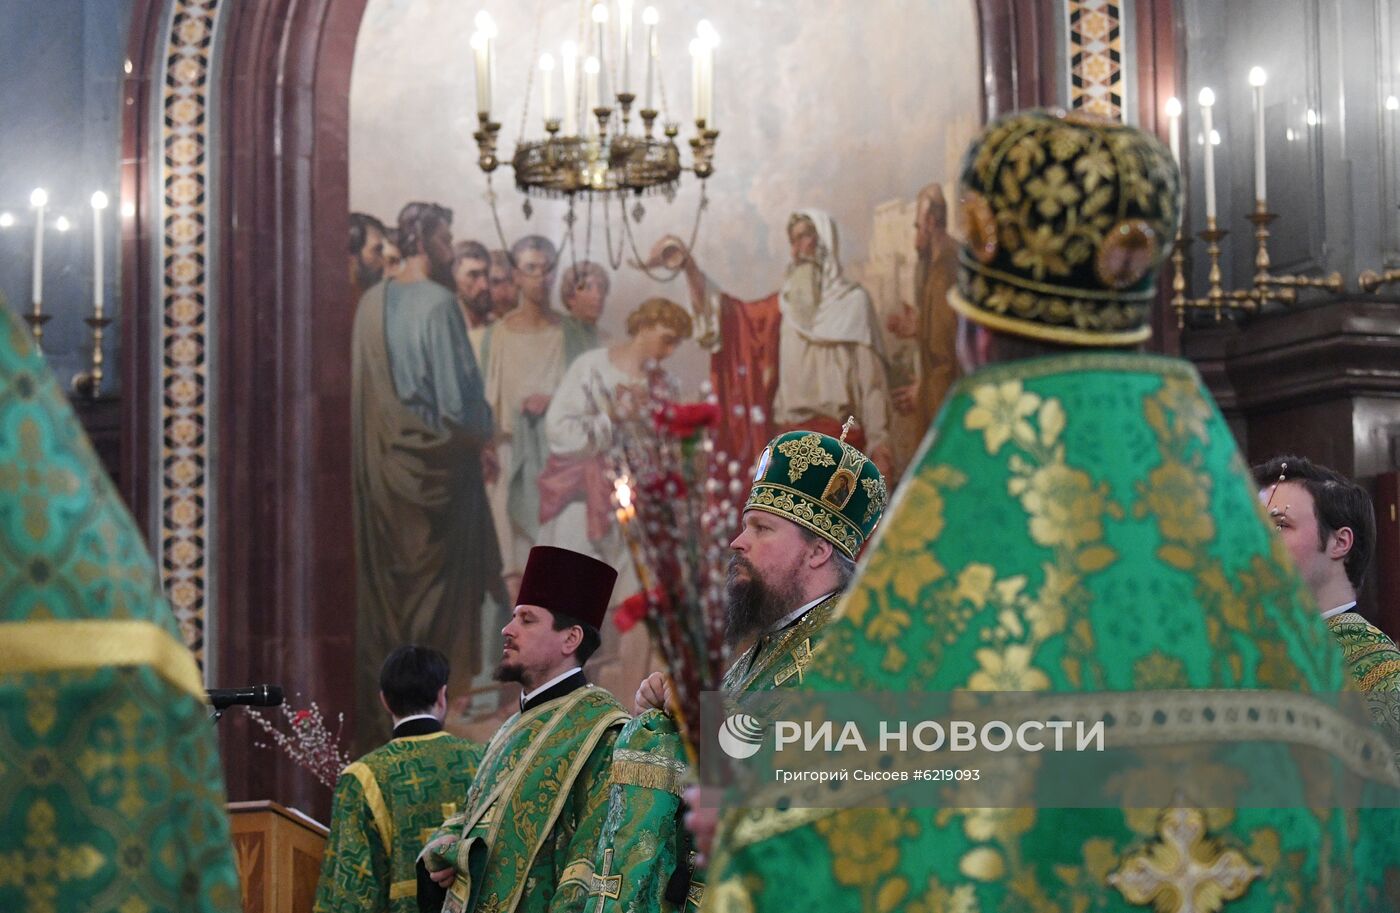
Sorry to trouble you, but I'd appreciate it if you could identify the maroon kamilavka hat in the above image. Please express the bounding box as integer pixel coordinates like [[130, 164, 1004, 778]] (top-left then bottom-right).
[[515, 545, 618, 631]]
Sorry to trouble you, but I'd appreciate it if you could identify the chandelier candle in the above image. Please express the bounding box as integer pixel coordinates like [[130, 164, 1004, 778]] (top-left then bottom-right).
[[539, 53, 555, 123], [592, 3, 609, 101], [643, 6, 658, 110], [618, 0, 633, 95], [562, 41, 578, 135], [91, 192, 107, 319], [30, 188, 46, 315]]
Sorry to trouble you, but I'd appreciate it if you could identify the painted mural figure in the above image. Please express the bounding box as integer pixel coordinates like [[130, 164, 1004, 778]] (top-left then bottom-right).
[[559, 260, 612, 364], [647, 209, 893, 475], [480, 235, 569, 598], [350, 201, 503, 747], [885, 183, 961, 437], [536, 297, 695, 605]]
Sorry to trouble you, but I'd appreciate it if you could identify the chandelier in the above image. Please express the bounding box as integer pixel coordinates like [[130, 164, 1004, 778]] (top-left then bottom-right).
[[469, 3, 720, 275]]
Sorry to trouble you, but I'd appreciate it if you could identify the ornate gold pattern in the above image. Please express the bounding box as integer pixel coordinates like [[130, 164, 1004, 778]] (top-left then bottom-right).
[[1108, 807, 1262, 913], [746, 484, 861, 558], [0, 800, 105, 913], [775, 433, 835, 483], [587, 848, 623, 904], [1096, 219, 1158, 288]]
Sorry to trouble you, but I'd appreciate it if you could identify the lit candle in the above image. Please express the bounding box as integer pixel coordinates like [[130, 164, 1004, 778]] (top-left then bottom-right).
[[619, 0, 633, 95], [584, 56, 601, 134], [592, 3, 609, 101], [1249, 66, 1267, 204], [92, 192, 108, 319], [696, 20, 717, 124], [30, 188, 47, 312], [642, 7, 658, 110], [562, 41, 578, 135], [540, 53, 555, 124], [1198, 87, 1217, 221], [689, 37, 702, 122], [471, 30, 490, 116], [1164, 96, 1182, 167]]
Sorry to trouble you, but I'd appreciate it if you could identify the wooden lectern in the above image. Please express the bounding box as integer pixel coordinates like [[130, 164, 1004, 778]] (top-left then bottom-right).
[[229, 800, 329, 913]]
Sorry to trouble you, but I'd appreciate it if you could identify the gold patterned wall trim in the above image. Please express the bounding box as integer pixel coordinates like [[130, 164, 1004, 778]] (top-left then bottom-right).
[[159, 0, 222, 665], [1067, 0, 1126, 122]]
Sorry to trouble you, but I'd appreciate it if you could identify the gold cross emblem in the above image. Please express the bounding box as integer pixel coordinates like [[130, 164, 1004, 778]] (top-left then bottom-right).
[[1108, 807, 1262, 913], [588, 848, 623, 906], [773, 638, 814, 687]]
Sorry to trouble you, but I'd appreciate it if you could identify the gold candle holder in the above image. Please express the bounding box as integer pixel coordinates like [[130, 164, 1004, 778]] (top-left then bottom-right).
[[22, 311, 51, 351], [1200, 219, 1227, 322], [639, 108, 658, 138], [71, 315, 114, 398], [1358, 268, 1400, 293], [1171, 230, 1191, 329], [615, 92, 635, 134], [1248, 201, 1345, 294], [473, 113, 502, 172]]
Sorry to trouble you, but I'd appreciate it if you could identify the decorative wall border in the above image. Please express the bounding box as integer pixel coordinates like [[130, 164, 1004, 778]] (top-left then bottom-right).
[[1066, 0, 1127, 121], [155, 0, 221, 666]]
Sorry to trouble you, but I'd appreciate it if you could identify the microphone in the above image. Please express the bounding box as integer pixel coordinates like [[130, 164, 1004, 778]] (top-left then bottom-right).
[[207, 684, 285, 710]]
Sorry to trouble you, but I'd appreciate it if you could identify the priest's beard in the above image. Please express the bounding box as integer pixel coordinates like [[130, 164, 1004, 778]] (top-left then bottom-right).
[[724, 554, 804, 647], [493, 661, 524, 685]]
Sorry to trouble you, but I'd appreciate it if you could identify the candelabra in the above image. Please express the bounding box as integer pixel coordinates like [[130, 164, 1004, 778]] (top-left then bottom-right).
[[469, 7, 720, 279]]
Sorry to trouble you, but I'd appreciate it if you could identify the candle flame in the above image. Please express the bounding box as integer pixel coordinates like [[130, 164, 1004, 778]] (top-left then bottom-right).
[[584, 56, 601, 74], [54, 216, 72, 232], [592, 3, 609, 23], [91, 191, 109, 210], [643, 6, 659, 25], [0, 213, 13, 228], [1387, 95, 1400, 111], [1164, 96, 1182, 118], [30, 188, 47, 208], [539, 52, 555, 71], [614, 477, 633, 510], [1197, 87, 1215, 108], [1248, 66, 1267, 87]]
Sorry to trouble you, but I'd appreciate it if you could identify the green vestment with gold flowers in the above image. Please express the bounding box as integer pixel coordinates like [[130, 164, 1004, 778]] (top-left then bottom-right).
[[703, 353, 1400, 913], [583, 596, 842, 913], [422, 686, 627, 913], [0, 305, 241, 913], [314, 731, 484, 912]]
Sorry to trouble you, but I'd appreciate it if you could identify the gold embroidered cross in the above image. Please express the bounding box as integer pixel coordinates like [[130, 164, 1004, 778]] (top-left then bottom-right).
[[1107, 807, 1262, 913], [588, 848, 622, 906], [773, 639, 814, 687]]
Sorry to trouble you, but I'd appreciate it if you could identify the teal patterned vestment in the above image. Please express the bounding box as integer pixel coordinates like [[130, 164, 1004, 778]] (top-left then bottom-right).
[[703, 354, 1400, 913], [0, 305, 241, 913]]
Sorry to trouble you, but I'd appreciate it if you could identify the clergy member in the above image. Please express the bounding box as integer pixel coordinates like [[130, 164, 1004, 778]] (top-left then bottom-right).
[[645, 211, 893, 476], [0, 304, 240, 912], [1253, 455, 1400, 692], [314, 646, 484, 913], [587, 424, 889, 912], [701, 109, 1400, 911], [419, 546, 629, 913]]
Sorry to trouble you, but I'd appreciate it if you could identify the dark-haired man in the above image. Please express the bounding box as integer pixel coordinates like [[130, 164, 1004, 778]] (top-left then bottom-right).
[[1254, 455, 1400, 692], [350, 211, 388, 300], [314, 647, 483, 913], [351, 201, 502, 753], [559, 259, 611, 363], [453, 240, 494, 361], [420, 546, 628, 913]]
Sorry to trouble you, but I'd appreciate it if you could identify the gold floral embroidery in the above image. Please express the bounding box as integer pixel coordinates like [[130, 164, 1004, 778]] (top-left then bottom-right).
[[1016, 462, 1110, 551], [908, 877, 979, 913], [860, 475, 888, 524], [812, 809, 919, 886], [775, 433, 834, 482], [1132, 650, 1188, 689], [1135, 461, 1214, 546], [958, 846, 1007, 881], [966, 645, 1050, 691], [965, 381, 1041, 455]]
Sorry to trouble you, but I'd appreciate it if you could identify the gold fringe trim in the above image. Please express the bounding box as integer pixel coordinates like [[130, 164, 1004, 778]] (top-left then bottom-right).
[[0, 619, 204, 701], [344, 762, 394, 853], [1359, 660, 1400, 691], [609, 758, 685, 795], [948, 287, 1153, 347]]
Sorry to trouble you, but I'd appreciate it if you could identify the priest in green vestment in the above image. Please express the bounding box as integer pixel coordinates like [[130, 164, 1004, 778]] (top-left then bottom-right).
[[1252, 455, 1400, 695], [586, 428, 889, 912], [314, 646, 485, 912], [351, 201, 504, 755], [0, 304, 240, 913], [419, 546, 629, 913], [700, 109, 1400, 912]]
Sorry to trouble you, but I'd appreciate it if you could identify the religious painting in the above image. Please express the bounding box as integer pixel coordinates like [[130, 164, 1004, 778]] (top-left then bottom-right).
[[347, 0, 982, 739]]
